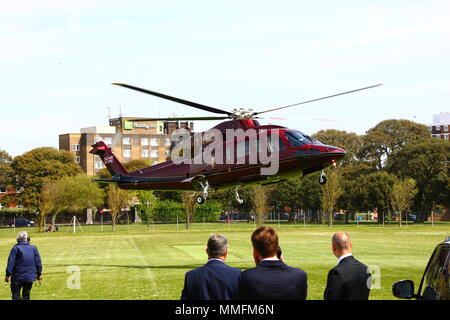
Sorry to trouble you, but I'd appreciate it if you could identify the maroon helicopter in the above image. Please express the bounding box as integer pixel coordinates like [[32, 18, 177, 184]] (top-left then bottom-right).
[[90, 83, 381, 204]]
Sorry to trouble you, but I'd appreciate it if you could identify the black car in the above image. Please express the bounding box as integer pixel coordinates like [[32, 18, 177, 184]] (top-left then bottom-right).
[[392, 236, 450, 300], [8, 218, 35, 228]]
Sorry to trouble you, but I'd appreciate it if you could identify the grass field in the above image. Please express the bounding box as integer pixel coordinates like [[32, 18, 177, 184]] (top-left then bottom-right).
[[0, 221, 448, 300]]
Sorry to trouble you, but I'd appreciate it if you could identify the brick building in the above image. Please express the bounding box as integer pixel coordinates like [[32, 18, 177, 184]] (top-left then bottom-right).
[[59, 117, 193, 176], [428, 113, 450, 140]]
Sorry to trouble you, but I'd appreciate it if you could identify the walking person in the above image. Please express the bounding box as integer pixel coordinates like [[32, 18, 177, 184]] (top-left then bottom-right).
[[4, 231, 42, 300]]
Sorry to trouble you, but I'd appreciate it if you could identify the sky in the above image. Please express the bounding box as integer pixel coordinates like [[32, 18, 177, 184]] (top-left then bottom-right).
[[1, 0, 450, 157]]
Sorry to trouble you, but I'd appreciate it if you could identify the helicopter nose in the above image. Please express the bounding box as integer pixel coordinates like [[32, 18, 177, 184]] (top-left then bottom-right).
[[325, 146, 347, 163]]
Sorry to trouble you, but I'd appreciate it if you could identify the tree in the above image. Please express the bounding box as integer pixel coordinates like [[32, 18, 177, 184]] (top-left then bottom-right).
[[136, 190, 158, 228], [358, 172, 397, 223], [250, 185, 268, 226], [312, 130, 363, 165], [124, 159, 152, 172], [360, 120, 429, 170], [391, 178, 418, 226], [181, 192, 196, 229], [37, 175, 104, 231], [387, 138, 450, 216], [321, 170, 343, 226], [0, 149, 14, 188], [12, 147, 82, 209], [106, 185, 135, 231]]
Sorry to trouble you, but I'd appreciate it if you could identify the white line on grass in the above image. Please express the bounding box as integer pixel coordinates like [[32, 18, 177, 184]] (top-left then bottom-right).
[[128, 236, 158, 296]]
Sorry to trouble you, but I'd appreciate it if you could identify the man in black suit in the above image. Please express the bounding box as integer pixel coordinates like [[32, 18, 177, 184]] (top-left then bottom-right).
[[324, 232, 371, 300], [181, 234, 241, 300], [237, 226, 308, 300]]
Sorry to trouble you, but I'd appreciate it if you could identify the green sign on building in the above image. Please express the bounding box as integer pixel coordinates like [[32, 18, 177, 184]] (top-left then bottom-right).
[[124, 120, 133, 130]]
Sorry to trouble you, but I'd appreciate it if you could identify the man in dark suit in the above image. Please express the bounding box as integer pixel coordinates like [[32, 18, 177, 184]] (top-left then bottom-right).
[[237, 226, 307, 300], [181, 234, 241, 300], [324, 232, 371, 300]]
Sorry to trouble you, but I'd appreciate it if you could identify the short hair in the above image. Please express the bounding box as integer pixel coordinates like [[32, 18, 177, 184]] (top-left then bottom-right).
[[251, 226, 279, 258], [207, 234, 228, 258], [17, 231, 29, 242], [332, 232, 351, 250]]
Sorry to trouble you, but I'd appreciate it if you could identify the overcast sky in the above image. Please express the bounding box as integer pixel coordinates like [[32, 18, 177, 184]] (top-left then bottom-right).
[[1, 0, 449, 156]]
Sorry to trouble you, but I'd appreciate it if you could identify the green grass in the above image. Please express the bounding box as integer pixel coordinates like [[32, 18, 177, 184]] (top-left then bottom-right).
[[0, 222, 448, 300]]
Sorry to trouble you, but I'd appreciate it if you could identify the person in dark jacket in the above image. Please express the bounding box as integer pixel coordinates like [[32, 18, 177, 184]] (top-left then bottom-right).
[[236, 226, 308, 300], [181, 234, 241, 300], [324, 232, 371, 300], [4, 231, 42, 300]]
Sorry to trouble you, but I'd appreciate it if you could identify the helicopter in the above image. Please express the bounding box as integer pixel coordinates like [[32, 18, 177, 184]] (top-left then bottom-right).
[[90, 83, 381, 204]]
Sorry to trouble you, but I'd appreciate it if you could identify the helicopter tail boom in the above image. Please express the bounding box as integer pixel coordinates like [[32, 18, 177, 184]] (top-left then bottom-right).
[[89, 141, 129, 177]]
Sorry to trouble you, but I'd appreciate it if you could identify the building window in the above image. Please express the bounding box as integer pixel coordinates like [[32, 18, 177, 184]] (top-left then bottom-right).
[[123, 137, 131, 145], [141, 150, 149, 158], [72, 144, 80, 151], [165, 138, 171, 146], [428, 126, 433, 131], [75, 156, 80, 163], [445, 125, 449, 131], [123, 150, 131, 158], [95, 161, 105, 169], [104, 137, 113, 147], [444, 134, 449, 140], [150, 138, 159, 146], [141, 138, 149, 146], [150, 150, 158, 158]]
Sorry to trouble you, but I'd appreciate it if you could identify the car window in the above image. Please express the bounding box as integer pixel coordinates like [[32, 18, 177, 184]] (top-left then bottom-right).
[[420, 246, 450, 300]]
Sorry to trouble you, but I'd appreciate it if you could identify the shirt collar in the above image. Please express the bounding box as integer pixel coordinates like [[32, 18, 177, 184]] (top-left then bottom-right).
[[207, 258, 224, 263], [337, 253, 352, 264], [261, 256, 279, 262]]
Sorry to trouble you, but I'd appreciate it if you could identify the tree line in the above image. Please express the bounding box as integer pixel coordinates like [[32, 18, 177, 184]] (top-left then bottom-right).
[[0, 119, 449, 230]]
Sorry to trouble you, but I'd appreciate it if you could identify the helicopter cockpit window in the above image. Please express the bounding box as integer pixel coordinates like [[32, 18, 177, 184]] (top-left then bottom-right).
[[285, 131, 309, 148]]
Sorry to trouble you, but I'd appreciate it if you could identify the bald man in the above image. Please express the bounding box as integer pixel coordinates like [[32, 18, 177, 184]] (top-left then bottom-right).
[[323, 232, 371, 300]]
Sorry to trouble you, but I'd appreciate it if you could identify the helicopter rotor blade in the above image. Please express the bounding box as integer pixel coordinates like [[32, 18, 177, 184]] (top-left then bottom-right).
[[126, 116, 230, 122], [261, 116, 348, 122], [112, 83, 233, 116], [253, 83, 382, 116]]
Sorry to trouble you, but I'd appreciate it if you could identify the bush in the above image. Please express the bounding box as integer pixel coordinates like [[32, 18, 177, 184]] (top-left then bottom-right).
[[193, 201, 222, 222], [153, 200, 185, 222]]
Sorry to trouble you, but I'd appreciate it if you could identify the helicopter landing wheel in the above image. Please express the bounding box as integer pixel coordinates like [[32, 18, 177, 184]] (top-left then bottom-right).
[[319, 174, 327, 185], [196, 195, 205, 204]]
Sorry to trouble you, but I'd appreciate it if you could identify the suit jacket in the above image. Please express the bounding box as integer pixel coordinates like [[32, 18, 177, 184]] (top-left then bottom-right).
[[324, 255, 370, 300], [180, 260, 241, 300], [236, 260, 308, 300]]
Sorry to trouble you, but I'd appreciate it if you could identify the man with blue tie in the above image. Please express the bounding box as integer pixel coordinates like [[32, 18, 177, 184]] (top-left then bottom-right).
[[181, 234, 241, 300]]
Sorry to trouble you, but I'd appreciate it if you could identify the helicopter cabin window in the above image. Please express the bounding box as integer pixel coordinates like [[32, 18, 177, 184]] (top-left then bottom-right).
[[267, 135, 287, 153]]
